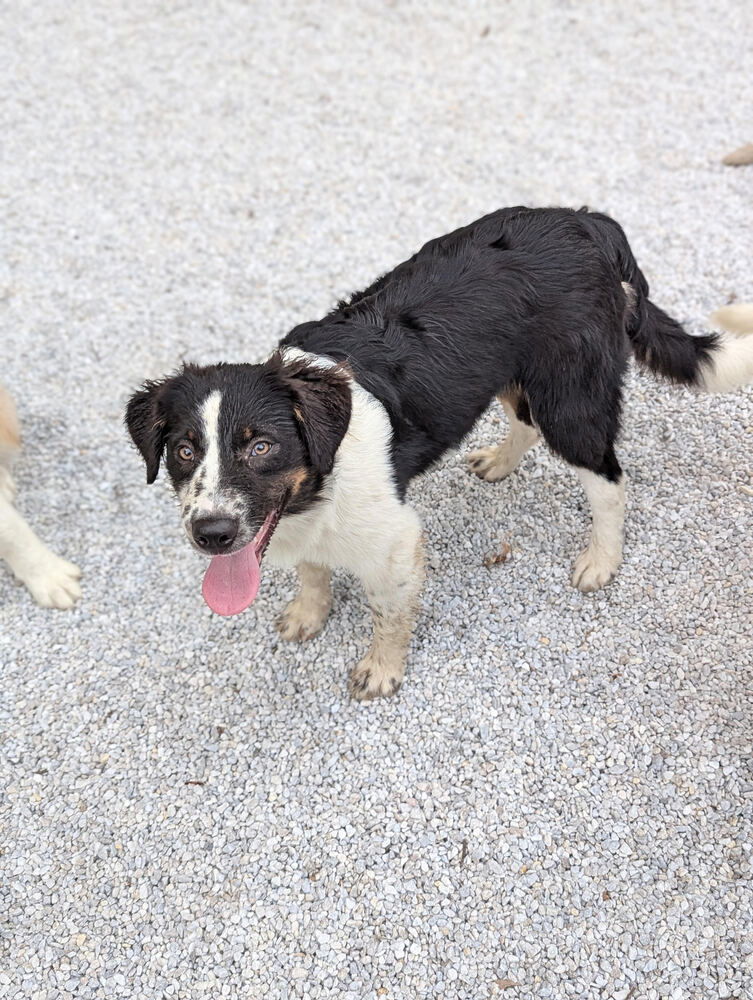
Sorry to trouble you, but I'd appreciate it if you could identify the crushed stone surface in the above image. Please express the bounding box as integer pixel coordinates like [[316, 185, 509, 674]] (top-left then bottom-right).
[[1, 2, 751, 998]]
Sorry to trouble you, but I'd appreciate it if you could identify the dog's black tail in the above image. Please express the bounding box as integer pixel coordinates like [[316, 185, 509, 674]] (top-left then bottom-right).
[[581, 210, 745, 390], [625, 293, 719, 387]]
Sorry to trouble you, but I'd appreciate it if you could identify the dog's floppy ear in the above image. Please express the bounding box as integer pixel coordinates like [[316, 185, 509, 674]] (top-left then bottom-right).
[[272, 353, 352, 475], [125, 379, 170, 484]]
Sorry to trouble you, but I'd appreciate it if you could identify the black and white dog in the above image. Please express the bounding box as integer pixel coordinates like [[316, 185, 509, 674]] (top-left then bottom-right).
[[126, 207, 753, 699]]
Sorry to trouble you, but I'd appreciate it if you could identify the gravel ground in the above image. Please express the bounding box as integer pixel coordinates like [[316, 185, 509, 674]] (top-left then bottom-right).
[[2, 2, 752, 998]]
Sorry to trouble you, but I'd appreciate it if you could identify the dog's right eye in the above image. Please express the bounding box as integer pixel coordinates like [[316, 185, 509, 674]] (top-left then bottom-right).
[[177, 443, 194, 462]]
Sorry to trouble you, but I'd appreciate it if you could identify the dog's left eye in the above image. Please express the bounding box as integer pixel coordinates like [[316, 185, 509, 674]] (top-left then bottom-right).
[[177, 443, 194, 462], [250, 441, 272, 457]]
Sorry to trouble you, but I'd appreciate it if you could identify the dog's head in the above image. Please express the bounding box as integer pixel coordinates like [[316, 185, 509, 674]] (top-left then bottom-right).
[[125, 351, 351, 614]]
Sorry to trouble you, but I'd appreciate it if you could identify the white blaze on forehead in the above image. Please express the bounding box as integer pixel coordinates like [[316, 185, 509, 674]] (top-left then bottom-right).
[[198, 389, 223, 506], [179, 388, 244, 535], [202, 390, 223, 479], [178, 389, 223, 515]]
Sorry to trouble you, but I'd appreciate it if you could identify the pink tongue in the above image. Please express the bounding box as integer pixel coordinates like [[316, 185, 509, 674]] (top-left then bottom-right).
[[202, 542, 261, 616]]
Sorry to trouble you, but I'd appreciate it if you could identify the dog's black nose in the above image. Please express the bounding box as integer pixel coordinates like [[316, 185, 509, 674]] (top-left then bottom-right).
[[192, 516, 239, 553]]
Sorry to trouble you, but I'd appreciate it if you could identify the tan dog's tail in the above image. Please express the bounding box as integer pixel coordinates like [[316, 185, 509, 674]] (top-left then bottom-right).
[[710, 303, 753, 337], [0, 384, 21, 463]]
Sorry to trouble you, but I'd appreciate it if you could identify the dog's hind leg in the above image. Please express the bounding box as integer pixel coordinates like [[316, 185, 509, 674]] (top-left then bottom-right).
[[536, 398, 626, 592], [570, 451, 626, 593], [516, 325, 628, 593], [468, 393, 539, 482], [348, 510, 425, 701], [276, 562, 332, 641]]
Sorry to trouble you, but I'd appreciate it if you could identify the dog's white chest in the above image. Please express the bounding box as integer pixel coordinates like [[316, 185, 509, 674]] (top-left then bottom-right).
[[266, 377, 404, 573]]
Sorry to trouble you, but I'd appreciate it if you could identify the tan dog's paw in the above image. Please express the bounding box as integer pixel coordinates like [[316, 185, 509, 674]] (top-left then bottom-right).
[[21, 552, 82, 609], [348, 651, 404, 702], [275, 595, 330, 642]]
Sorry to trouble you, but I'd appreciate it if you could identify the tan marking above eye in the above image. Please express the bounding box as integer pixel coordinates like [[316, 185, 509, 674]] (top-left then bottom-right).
[[288, 467, 309, 496], [242, 427, 255, 441]]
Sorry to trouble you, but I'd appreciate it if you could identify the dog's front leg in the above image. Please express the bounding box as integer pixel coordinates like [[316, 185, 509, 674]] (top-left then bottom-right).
[[0, 496, 82, 609], [348, 517, 425, 701], [276, 562, 333, 641], [0, 466, 16, 503]]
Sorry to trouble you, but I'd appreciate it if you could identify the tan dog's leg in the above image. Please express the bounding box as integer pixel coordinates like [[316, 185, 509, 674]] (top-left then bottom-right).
[[276, 562, 332, 641], [0, 466, 15, 503], [0, 386, 81, 609], [0, 385, 21, 448], [0, 497, 82, 609], [0, 385, 20, 502]]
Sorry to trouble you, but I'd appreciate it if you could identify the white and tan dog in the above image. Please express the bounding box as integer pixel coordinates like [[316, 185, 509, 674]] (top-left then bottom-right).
[[0, 386, 81, 609]]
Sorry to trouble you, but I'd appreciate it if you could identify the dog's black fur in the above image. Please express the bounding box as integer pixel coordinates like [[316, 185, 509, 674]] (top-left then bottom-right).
[[124, 205, 744, 696], [281, 206, 718, 496], [128, 205, 720, 525]]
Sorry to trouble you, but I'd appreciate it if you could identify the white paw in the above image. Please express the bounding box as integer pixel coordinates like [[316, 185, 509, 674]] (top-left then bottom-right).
[[571, 545, 620, 593], [348, 650, 404, 701], [19, 551, 82, 609], [276, 594, 330, 642], [0, 467, 16, 503], [467, 443, 518, 482]]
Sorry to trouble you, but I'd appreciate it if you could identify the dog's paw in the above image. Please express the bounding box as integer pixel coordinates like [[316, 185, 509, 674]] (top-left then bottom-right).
[[348, 651, 404, 702], [467, 443, 518, 482], [20, 552, 82, 609], [0, 467, 16, 503], [276, 594, 330, 642], [571, 545, 619, 593]]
